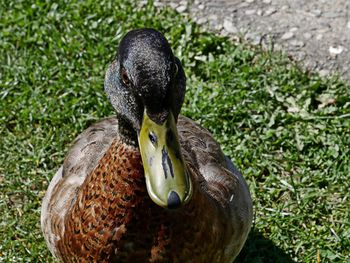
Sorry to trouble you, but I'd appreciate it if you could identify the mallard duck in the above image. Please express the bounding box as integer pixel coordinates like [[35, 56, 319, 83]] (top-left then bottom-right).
[[41, 28, 253, 262]]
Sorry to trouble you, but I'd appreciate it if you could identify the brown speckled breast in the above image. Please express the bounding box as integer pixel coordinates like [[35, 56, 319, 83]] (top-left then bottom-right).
[[52, 139, 233, 263]]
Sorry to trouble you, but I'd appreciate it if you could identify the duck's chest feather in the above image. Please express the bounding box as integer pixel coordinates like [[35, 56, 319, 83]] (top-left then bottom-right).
[[54, 139, 232, 263]]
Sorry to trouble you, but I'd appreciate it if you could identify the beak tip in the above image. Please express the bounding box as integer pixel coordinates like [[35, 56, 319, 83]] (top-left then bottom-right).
[[167, 191, 182, 209]]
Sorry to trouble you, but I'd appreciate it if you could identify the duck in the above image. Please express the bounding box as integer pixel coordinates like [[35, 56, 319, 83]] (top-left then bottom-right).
[[41, 28, 253, 263]]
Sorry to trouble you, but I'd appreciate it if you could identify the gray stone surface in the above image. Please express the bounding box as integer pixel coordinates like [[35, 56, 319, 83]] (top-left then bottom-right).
[[154, 0, 350, 79]]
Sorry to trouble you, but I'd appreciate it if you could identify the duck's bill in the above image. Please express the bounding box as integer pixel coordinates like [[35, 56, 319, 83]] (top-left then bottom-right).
[[138, 110, 192, 209]]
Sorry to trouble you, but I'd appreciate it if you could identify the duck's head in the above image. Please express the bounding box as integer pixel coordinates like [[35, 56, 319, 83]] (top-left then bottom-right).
[[104, 28, 192, 209]]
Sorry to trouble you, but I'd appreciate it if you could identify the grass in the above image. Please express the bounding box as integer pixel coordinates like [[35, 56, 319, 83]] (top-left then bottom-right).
[[1, 0, 349, 262]]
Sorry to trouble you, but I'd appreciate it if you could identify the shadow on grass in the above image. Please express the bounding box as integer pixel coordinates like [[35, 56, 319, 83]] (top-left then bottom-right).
[[236, 230, 296, 263]]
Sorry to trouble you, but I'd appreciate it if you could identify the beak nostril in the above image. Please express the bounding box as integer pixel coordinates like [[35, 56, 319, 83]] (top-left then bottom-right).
[[167, 191, 181, 209], [149, 132, 157, 145]]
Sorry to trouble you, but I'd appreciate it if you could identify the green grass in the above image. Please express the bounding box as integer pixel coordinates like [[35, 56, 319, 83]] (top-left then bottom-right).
[[1, 0, 349, 262]]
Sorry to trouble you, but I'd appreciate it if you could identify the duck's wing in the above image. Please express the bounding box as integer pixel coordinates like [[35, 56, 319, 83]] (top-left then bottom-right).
[[177, 115, 251, 198], [41, 117, 119, 257], [177, 115, 253, 258]]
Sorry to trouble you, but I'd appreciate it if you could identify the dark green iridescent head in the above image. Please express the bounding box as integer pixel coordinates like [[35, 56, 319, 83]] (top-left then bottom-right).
[[104, 28, 192, 209]]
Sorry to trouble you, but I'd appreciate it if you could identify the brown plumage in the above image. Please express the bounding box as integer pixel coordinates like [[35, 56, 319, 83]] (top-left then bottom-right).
[[41, 28, 252, 262]]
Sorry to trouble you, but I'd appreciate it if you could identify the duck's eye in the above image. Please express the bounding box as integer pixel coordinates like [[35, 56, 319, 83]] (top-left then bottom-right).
[[121, 68, 130, 85]]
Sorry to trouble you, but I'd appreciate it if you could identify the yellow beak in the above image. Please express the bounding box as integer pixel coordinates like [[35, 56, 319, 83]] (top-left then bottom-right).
[[138, 110, 192, 209]]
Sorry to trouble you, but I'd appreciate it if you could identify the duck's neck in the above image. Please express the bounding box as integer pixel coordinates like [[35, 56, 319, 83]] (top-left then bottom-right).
[[116, 114, 139, 147]]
